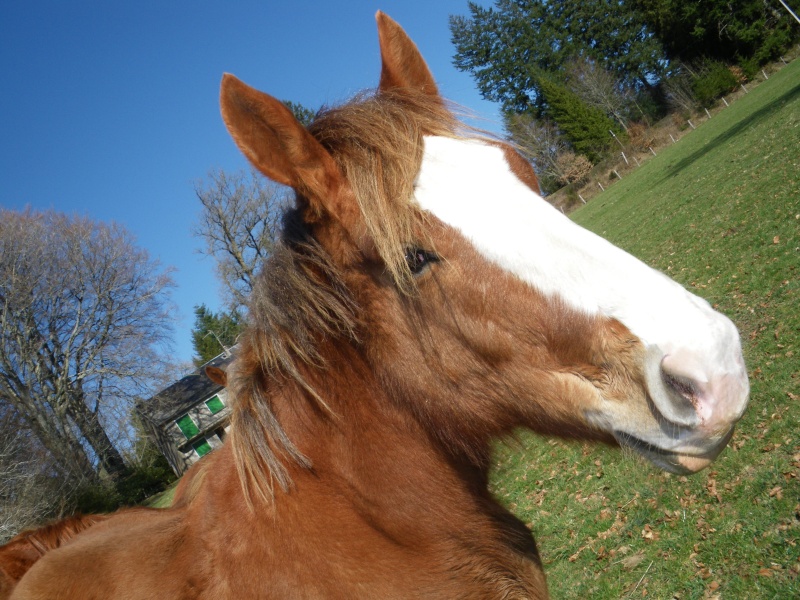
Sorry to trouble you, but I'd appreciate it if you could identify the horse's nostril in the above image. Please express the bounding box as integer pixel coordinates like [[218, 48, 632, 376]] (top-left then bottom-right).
[[653, 364, 702, 427], [662, 371, 699, 405], [644, 347, 704, 428]]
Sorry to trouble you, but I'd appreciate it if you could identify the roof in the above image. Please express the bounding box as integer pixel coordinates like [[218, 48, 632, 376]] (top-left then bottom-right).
[[137, 352, 234, 425]]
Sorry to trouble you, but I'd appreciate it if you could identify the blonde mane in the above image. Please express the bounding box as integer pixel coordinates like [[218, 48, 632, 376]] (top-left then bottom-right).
[[229, 90, 460, 504]]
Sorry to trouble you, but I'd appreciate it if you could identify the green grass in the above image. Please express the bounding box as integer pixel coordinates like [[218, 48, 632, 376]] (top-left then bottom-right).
[[143, 481, 178, 508], [491, 59, 800, 599]]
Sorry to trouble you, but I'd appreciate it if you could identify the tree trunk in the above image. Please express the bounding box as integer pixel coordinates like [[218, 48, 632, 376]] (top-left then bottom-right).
[[16, 401, 98, 482], [67, 399, 129, 478]]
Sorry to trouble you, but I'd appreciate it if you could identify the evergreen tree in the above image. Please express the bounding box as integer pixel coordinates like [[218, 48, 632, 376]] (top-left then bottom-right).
[[282, 101, 316, 127], [191, 304, 242, 365], [450, 0, 669, 116], [631, 0, 799, 67], [537, 73, 620, 163]]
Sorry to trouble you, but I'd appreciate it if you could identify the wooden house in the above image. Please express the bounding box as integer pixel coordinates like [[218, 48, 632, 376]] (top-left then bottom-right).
[[137, 353, 232, 476]]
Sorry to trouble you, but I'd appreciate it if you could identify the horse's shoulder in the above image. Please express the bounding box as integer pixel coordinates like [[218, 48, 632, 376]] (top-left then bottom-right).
[[13, 509, 200, 600], [11, 542, 108, 600]]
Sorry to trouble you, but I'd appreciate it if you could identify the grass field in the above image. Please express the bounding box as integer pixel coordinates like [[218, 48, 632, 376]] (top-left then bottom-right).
[[490, 60, 799, 598], [143, 481, 178, 508]]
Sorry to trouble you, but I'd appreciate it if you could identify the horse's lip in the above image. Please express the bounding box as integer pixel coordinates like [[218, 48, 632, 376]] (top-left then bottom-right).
[[612, 428, 734, 474]]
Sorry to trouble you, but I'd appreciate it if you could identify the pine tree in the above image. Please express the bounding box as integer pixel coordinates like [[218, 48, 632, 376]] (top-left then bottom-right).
[[191, 304, 242, 365], [537, 74, 620, 163]]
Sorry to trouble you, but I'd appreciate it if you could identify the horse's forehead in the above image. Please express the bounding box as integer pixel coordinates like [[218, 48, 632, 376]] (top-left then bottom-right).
[[414, 136, 565, 285], [415, 136, 533, 208]]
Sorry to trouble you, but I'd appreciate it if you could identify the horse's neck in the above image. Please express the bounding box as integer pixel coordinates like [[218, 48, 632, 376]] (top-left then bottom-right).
[[284, 345, 484, 506], [195, 349, 547, 597]]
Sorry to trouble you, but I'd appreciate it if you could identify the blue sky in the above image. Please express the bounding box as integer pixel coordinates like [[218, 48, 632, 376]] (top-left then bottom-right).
[[1, 1, 499, 364]]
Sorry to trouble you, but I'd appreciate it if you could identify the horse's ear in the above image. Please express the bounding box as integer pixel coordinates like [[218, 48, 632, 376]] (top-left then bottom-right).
[[205, 365, 227, 387], [376, 12, 440, 97], [220, 74, 342, 208]]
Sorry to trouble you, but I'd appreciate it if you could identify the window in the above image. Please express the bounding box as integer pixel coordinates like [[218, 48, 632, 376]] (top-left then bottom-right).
[[205, 395, 225, 414], [192, 437, 212, 457], [175, 414, 199, 439]]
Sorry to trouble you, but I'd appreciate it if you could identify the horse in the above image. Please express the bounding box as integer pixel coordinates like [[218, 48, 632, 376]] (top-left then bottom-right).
[[0, 514, 111, 599], [6, 12, 749, 599], [0, 515, 108, 600]]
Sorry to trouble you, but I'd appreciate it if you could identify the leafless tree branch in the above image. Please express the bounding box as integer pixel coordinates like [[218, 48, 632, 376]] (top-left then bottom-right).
[[0, 209, 176, 483], [193, 169, 289, 312]]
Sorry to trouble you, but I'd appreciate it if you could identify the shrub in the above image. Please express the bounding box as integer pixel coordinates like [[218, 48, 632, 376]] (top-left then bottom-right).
[[73, 482, 121, 514], [626, 122, 656, 152], [72, 455, 176, 513], [692, 61, 739, 107], [554, 151, 593, 186]]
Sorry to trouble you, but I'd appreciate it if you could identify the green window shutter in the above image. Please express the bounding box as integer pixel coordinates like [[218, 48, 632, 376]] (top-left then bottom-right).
[[192, 438, 212, 457], [205, 395, 225, 414], [176, 414, 199, 439]]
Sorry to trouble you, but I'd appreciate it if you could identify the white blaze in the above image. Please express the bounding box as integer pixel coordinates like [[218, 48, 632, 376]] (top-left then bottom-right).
[[413, 136, 746, 392]]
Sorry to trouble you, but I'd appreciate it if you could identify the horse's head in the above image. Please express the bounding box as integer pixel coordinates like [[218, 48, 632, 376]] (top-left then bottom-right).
[[219, 13, 748, 479]]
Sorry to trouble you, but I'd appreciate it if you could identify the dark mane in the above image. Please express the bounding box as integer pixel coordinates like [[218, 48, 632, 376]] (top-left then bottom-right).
[[229, 90, 459, 503]]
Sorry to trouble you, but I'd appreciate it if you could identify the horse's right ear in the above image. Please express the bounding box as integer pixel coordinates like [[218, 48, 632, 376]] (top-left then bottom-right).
[[220, 74, 346, 218]]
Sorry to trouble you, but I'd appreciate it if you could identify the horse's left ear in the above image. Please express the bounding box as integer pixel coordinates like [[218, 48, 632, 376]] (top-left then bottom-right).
[[205, 365, 227, 387], [220, 74, 349, 220], [376, 12, 440, 97]]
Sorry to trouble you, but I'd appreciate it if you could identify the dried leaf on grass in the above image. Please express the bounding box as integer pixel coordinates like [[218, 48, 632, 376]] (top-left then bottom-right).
[[620, 552, 646, 570]]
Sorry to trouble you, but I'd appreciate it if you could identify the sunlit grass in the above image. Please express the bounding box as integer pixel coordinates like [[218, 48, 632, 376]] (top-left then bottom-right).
[[143, 481, 178, 508]]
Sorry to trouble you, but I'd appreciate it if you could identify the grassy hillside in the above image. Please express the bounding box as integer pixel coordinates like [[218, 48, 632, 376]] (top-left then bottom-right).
[[492, 60, 799, 598]]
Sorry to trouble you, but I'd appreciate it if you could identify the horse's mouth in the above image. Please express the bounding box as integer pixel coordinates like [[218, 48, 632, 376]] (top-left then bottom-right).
[[613, 428, 734, 474]]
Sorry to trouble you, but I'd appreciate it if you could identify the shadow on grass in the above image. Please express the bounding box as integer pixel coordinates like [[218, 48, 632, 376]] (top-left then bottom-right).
[[660, 80, 800, 183]]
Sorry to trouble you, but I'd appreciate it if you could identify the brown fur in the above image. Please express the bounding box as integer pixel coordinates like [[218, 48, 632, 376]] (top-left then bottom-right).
[[0, 514, 111, 599], [3, 14, 692, 599]]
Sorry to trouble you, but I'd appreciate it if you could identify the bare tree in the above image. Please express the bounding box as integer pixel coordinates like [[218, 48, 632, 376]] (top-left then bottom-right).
[[0, 209, 175, 482], [565, 56, 633, 131], [662, 63, 700, 114], [505, 113, 574, 194], [0, 402, 71, 543], [193, 169, 289, 311]]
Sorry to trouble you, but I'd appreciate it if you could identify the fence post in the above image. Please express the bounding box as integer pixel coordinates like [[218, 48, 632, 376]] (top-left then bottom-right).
[[598, 182, 605, 192], [670, 134, 676, 143], [578, 194, 586, 204], [722, 97, 729, 107], [688, 120, 696, 129], [649, 147, 657, 156], [704, 108, 712, 119], [621, 152, 629, 165]]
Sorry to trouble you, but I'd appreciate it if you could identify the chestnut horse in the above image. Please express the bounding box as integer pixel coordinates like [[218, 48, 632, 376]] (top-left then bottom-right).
[[7, 13, 749, 599], [0, 514, 110, 599]]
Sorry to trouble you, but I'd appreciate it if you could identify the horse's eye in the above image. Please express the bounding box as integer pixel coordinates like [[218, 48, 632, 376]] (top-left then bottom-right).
[[405, 248, 438, 276]]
